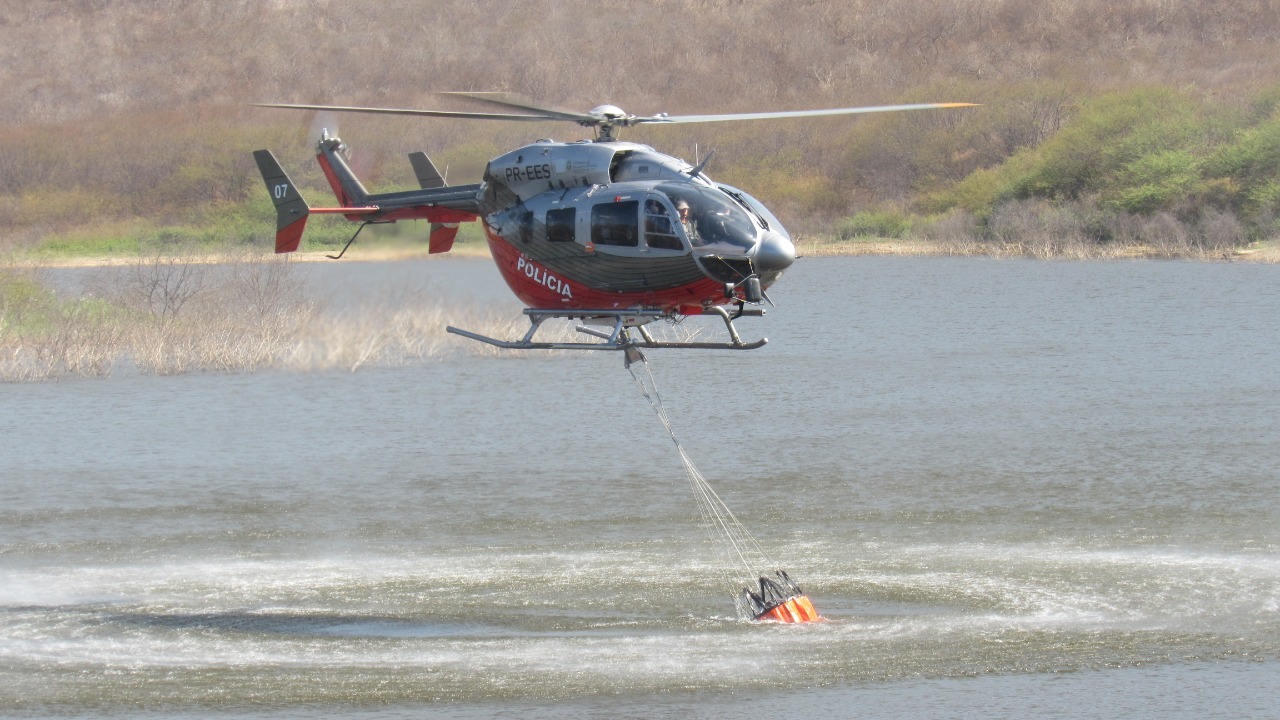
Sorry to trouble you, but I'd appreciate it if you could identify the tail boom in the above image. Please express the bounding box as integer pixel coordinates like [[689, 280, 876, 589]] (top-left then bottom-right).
[[253, 137, 481, 255]]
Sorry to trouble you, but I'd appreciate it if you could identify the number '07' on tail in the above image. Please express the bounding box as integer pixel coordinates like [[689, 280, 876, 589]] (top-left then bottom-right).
[[253, 149, 310, 253]]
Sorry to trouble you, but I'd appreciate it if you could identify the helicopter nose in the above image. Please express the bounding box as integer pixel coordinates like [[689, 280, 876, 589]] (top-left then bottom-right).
[[754, 232, 796, 274]]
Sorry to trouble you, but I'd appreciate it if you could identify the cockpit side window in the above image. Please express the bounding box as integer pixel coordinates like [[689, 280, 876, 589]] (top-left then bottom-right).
[[643, 199, 684, 251], [656, 183, 757, 251], [591, 201, 639, 247]]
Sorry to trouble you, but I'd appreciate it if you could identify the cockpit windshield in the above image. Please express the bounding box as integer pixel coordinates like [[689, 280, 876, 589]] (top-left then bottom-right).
[[717, 183, 790, 240], [655, 182, 758, 252]]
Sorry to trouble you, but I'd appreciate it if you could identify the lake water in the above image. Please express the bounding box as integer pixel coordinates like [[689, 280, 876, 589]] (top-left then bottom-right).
[[2, 256, 1278, 718]]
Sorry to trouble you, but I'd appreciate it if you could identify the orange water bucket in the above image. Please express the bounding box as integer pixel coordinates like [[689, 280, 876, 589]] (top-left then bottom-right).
[[756, 594, 822, 623], [744, 571, 823, 623]]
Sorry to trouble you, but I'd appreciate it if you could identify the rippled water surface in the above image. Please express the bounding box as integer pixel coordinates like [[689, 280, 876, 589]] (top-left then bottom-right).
[[3, 256, 1278, 717]]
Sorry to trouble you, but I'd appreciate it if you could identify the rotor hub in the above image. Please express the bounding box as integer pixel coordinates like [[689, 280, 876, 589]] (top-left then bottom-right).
[[585, 105, 635, 141], [588, 104, 627, 120]]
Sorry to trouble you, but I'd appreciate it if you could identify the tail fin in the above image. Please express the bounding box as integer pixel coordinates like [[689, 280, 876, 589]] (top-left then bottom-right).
[[409, 151, 458, 252], [409, 151, 447, 189], [252, 150, 309, 253]]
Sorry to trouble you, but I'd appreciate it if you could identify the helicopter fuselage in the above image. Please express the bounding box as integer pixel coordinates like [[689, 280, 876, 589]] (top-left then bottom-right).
[[254, 94, 972, 350], [477, 140, 795, 314]]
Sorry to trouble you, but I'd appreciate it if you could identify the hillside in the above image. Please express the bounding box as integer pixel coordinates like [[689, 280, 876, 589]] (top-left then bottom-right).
[[2, 0, 1279, 255]]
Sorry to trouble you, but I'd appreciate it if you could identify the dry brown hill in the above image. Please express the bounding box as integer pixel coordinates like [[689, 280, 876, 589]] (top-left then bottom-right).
[[7, 0, 1278, 123], [2, 0, 1279, 244]]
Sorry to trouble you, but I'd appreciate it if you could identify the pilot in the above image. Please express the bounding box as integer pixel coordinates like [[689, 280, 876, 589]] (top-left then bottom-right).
[[676, 200, 696, 238]]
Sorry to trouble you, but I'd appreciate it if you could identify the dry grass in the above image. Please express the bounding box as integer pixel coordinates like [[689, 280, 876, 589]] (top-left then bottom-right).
[[1233, 239, 1280, 263], [0, 298, 552, 382], [0, 252, 582, 382]]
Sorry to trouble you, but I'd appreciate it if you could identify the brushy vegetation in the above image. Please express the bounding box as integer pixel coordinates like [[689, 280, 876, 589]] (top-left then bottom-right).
[[925, 89, 1272, 218], [916, 87, 1280, 255], [0, 252, 586, 381], [836, 209, 915, 240], [2, 0, 1279, 259]]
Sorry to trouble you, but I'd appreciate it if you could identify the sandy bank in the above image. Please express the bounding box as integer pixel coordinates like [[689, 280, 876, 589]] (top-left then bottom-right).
[[9, 237, 1277, 269], [795, 237, 1280, 262]]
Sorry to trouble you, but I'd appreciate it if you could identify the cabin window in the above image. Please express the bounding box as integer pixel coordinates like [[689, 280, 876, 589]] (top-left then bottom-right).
[[644, 199, 683, 251], [517, 209, 534, 244], [591, 201, 638, 247], [546, 207, 575, 242]]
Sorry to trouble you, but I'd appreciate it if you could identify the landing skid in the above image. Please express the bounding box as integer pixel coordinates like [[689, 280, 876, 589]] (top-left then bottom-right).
[[446, 306, 767, 351]]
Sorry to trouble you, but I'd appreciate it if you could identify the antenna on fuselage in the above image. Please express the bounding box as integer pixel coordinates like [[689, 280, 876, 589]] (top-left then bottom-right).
[[689, 149, 715, 176]]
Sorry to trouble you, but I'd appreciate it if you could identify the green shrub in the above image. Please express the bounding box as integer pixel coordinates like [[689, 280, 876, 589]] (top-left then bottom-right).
[[1013, 88, 1207, 201], [1, 271, 53, 324], [836, 209, 913, 239], [1107, 150, 1203, 213], [1205, 116, 1280, 217]]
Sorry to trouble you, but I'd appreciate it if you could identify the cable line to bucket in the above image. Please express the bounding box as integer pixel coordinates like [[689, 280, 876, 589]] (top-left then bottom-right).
[[624, 347, 821, 623]]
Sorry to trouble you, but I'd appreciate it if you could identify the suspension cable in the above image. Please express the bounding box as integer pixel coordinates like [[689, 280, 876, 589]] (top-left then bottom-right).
[[626, 355, 777, 577]]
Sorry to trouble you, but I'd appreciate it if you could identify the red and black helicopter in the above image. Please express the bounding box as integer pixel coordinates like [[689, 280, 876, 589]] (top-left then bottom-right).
[[253, 93, 973, 352]]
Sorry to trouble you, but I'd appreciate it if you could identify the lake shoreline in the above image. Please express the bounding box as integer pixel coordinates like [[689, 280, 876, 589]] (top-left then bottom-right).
[[794, 237, 1280, 262], [8, 236, 1278, 268]]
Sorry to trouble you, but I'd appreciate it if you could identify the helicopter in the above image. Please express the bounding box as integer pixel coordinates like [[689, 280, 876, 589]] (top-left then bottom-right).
[[252, 93, 975, 352]]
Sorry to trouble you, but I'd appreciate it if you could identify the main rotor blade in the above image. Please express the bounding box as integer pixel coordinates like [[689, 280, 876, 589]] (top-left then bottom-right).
[[435, 92, 600, 124], [637, 102, 979, 125], [250, 102, 556, 122]]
